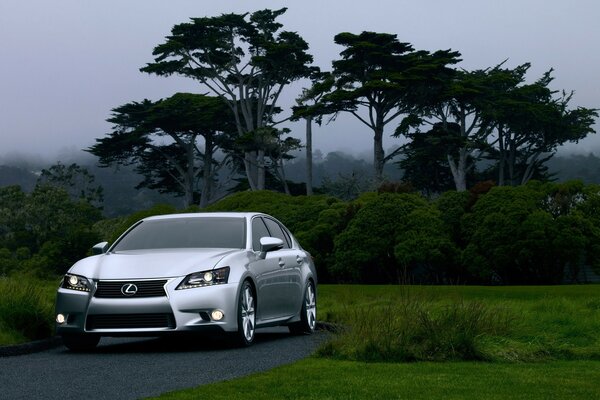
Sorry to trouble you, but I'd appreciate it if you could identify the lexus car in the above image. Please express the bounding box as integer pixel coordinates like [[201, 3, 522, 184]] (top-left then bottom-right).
[[55, 212, 317, 350]]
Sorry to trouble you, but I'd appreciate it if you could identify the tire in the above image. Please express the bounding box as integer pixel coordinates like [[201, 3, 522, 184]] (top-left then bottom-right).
[[235, 281, 256, 346], [62, 334, 100, 351], [289, 280, 316, 335]]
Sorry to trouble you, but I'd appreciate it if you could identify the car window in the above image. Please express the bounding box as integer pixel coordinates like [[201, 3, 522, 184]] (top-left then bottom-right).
[[251, 217, 271, 251], [112, 217, 245, 251], [263, 218, 291, 248]]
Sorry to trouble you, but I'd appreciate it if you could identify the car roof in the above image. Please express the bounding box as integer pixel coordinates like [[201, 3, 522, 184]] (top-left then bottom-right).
[[142, 212, 263, 222]]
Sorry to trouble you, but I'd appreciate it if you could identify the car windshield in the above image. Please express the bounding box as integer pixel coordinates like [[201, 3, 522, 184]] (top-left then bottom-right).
[[112, 217, 246, 251]]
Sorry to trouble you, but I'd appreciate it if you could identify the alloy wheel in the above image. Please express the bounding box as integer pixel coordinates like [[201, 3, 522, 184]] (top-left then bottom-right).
[[240, 284, 255, 342]]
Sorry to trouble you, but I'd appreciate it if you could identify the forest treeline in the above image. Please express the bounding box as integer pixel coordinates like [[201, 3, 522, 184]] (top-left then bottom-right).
[[81, 7, 596, 206], [1, 7, 599, 285], [2, 152, 600, 216], [1, 181, 599, 285]]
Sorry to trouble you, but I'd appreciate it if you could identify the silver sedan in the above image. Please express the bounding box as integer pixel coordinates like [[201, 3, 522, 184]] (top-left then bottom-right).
[[55, 212, 317, 350]]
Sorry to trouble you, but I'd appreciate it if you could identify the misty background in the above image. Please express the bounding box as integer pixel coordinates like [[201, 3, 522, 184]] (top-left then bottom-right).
[[1, 0, 599, 161], [1, 1, 599, 215]]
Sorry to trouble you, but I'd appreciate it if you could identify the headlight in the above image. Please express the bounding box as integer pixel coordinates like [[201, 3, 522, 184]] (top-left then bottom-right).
[[176, 267, 230, 290], [61, 274, 91, 292]]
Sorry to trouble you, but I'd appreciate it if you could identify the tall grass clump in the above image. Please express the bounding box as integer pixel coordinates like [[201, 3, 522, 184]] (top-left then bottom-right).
[[318, 291, 513, 362], [0, 277, 55, 344]]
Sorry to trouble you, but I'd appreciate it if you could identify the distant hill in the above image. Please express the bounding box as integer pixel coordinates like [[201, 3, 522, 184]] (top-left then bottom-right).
[[1, 152, 599, 217], [0, 162, 180, 217], [547, 153, 600, 184], [0, 165, 37, 191]]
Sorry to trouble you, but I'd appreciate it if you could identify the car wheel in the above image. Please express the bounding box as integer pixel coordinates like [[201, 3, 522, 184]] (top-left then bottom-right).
[[289, 280, 316, 335], [236, 281, 256, 346], [62, 334, 100, 351]]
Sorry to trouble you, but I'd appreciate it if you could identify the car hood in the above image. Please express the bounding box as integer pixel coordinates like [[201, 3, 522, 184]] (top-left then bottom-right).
[[69, 248, 240, 280]]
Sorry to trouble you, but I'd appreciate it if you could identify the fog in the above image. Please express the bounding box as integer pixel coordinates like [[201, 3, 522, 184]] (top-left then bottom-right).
[[1, 0, 599, 163]]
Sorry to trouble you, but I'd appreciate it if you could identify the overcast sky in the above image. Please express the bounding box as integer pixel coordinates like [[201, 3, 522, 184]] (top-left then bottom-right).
[[1, 0, 599, 163]]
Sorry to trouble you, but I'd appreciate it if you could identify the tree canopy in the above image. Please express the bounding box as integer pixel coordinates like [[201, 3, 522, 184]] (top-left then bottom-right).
[[140, 8, 316, 190], [88, 93, 235, 207], [397, 62, 598, 191], [322, 32, 461, 181]]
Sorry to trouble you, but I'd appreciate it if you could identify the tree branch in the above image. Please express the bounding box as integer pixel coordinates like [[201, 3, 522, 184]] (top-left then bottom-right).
[[350, 111, 375, 129]]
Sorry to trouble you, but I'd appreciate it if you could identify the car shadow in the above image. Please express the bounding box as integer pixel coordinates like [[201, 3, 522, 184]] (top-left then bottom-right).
[[60, 327, 296, 354]]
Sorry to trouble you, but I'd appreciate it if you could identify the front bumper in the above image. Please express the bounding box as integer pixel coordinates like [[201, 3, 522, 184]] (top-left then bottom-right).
[[55, 278, 239, 335]]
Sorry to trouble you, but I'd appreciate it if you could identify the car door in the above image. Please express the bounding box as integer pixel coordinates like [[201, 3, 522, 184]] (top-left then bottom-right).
[[248, 216, 281, 322], [262, 217, 303, 318]]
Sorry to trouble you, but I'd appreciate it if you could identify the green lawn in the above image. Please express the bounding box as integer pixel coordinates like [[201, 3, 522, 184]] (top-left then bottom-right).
[[2, 282, 600, 399], [150, 284, 600, 399], [0, 276, 57, 345], [152, 358, 600, 400], [317, 285, 600, 362]]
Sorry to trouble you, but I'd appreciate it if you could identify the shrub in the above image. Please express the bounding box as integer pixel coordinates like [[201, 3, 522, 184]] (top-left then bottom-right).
[[332, 193, 432, 283], [317, 297, 513, 362], [92, 217, 126, 243], [393, 207, 458, 283], [0, 277, 54, 341], [461, 182, 600, 284], [0, 248, 19, 276], [435, 190, 470, 246], [0, 185, 102, 277]]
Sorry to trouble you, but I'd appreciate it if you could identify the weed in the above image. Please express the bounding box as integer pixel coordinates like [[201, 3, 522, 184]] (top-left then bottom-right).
[[0, 277, 55, 342], [318, 295, 513, 362]]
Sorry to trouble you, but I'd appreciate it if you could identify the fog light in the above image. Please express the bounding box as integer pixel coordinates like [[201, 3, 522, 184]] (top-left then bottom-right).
[[56, 314, 66, 324], [211, 310, 224, 321]]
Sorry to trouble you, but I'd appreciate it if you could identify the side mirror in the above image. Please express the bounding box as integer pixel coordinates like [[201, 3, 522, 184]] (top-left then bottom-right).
[[92, 242, 109, 255], [259, 237, 284, 256]]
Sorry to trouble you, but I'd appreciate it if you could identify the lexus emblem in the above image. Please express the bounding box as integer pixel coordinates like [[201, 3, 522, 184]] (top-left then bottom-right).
[[121, 283, 138, 296]]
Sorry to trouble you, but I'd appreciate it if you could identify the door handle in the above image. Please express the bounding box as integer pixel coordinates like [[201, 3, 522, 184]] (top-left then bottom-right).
[[296, 255, 303, 265], [278, 258, 285, 267]]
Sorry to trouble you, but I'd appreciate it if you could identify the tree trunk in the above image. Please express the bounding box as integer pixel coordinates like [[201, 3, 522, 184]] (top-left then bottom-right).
[[447, 150, 467, 191], [200, 139, 214, 208], [373, 123, 385, 183], [508, 142, 516, 186], [184, 141, 195, 207], [447, 107, 468, 192], [521, 152, 541, 185], [257, 149, 266, 190], [497, 126, 505, 186], [305, 117, 313, 195], [244, 151, 258, 191], [279, 158, 291, 195]]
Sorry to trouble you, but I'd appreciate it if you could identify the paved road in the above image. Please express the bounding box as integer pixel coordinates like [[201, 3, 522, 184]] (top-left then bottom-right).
[[0, 328, 326, 400]]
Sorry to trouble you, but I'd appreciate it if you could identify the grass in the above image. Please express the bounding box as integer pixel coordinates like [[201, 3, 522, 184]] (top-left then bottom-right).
[[317, 285, 600, 362], [151, 358, 600, 400], [150, 284, 600, 399], [1, 282, 599, 398], [318, 298, 513, 362], [0, 276, 57, 345]]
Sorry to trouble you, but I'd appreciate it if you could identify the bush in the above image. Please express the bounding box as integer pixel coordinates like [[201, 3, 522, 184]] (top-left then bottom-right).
[[461, 182, 600, 284], [435, 190, 470, 243], [0, 277, 54, 342], [317, 296, 513, 362], [573, 184, 600, 275], [0, 185, 102, 277], [332, 193, 442, 283], [394, 207, 458, 283], [0, 248, 19, 276]]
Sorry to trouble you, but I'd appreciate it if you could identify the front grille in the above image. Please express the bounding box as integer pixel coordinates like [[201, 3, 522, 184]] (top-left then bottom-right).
[[86, 313, 176, 330], [94, 280, 168, 298]]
